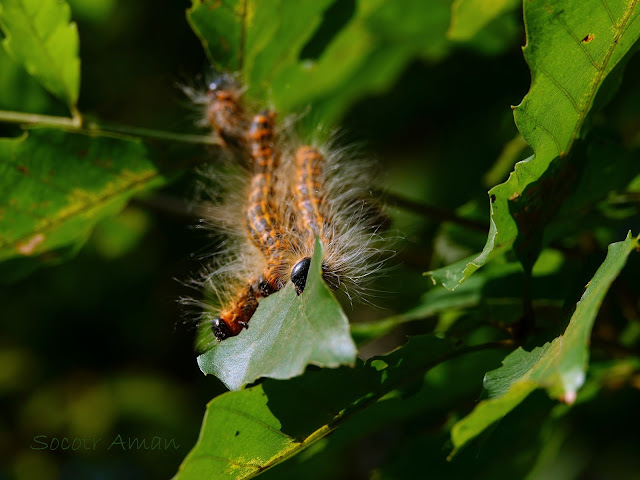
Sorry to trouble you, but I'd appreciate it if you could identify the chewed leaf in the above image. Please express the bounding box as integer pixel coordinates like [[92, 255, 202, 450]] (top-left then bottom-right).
[[197, 238, 357, 391], [428, 0, 640, 289], [449, 233, 640, 454], [0, 128, 165, 277], [0, 0, 80, 109]]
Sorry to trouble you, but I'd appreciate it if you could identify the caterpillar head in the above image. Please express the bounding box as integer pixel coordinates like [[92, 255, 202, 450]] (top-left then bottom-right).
[[291, 257, 341, 295], [291, 257, 311, 295], [211, 317, 232, 341]]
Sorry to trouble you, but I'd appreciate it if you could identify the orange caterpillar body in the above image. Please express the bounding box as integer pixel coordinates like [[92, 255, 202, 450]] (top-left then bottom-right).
[[206, 85, 248, 148], [285, 140, 389, 301], [182, 73, 249, 149], [208, 111, 292, 341], [245, 111, 292, 296], [294, 146, 326, 240]]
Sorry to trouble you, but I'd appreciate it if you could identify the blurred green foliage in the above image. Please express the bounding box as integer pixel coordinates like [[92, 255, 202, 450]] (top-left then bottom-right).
[[1, 0, 640, 479]]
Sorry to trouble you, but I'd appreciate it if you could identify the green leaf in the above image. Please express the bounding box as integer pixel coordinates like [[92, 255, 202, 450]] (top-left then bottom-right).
[[175, 335, 455, 480], [0, 41, 55, 113], [429, 0, 640, 289], [0, 0, 80, 109], [187, 0, 334, 87], [197, 238, 357, 391], [0, 129, 165, 271], [450, 233, 640, 454], [447, 0, 519, 41], [268, 0, 452, 123], [187, 0, 452, 124], [260, 348, 506, 479]]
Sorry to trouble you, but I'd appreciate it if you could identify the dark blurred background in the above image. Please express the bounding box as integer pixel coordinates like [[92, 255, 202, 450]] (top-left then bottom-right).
[[1, 0, 640, 479]]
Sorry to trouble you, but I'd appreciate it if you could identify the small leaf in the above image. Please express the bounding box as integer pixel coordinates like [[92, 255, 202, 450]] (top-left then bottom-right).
[[450, 233, 640, 454], [187, 0, 334, 83], [447, 0, 519, 41], [429, 0, 640, 289], [175, 335, 454, 480], [186, 0, 452, 124], [0, 0, 80, 109], [197, 238, 357, 391], [0, 129, 165, 270]]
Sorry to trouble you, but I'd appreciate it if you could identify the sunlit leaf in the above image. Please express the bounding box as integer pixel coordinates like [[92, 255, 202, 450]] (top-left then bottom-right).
[[429, 0, 640, 289], [447, 0, 519, 41], [0, 0, 80, 109], [0, 128, 165, 274], [450, 233, 640, 453], [186, 0, 452, 124]]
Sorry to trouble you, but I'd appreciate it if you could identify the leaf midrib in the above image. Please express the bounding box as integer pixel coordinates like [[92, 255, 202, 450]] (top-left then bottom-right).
[[562, 0, 639, 156], [0, 168, 160, 256]]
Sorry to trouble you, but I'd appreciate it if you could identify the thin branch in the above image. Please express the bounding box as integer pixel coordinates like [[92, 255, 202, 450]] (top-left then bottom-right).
[[0, 109, 80, 128], [0, 109, 223, 146], [86, 121, 223, 146], [382, 190, 488, 232]]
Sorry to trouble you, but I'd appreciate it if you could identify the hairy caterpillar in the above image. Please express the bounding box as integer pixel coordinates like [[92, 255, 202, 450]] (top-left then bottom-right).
[[282, 139, 389, 301], [245, 111, 293, 297], [183, 75, 391, 344], [181, 72, 249, 149], [207, 111, 291, 341]]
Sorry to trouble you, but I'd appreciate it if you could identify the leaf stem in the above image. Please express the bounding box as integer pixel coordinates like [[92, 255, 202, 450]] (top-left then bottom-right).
[[85, 121, 223, 146], [0, 109, 224, 146], [0, 109, 80, 128]]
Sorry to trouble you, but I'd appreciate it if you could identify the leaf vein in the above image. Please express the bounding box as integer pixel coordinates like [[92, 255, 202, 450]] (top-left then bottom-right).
[[517, 108, 563, 156], [551, 8, 601, 71], [537, 64, 581, 113], [566, 0, 639, 149], [186, 453, 261, 470], [0, 168, 159, 253], [600, 0, 616, 24], [622, 10, 640, 36]]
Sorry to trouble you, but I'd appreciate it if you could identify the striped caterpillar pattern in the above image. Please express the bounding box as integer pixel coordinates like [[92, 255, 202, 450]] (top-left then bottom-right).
[[245, 111, 291, 297], [185, 74, 389, 342]]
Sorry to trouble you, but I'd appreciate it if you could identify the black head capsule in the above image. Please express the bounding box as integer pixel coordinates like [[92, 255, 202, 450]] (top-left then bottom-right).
[[291, 257, 312, 295], [211, 317, 231, 341]]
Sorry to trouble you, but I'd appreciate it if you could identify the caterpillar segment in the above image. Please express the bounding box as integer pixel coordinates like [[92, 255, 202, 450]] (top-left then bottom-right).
[[210, 281, 259, 341], [206, 81, 249, 148], [245, 111, 291, 297], [294, 146, 326, 241], [290, 146, 341, 295]]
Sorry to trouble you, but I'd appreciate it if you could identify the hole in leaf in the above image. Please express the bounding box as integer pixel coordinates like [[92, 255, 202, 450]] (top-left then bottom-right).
[[299, 0, 356, 60]]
